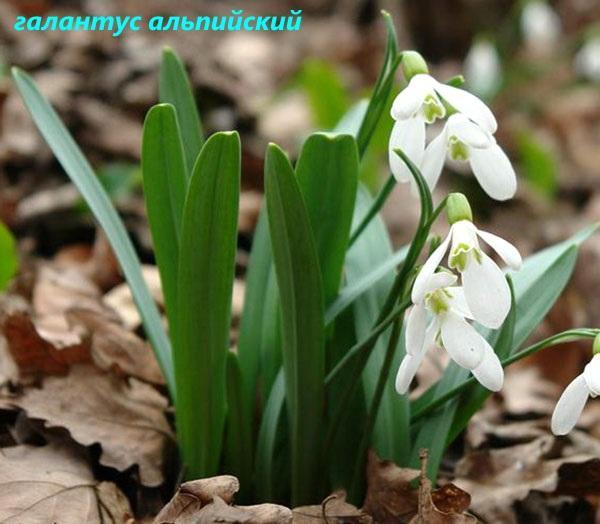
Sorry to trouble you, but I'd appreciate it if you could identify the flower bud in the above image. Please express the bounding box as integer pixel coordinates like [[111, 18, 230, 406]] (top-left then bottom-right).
[[593, 333, 600, 355], [446, 193, 473, 224], [401, 51, 429, 80]]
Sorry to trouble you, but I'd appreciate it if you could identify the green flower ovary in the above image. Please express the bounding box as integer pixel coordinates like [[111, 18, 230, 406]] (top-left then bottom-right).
[[422, 94, 445, 123], [449, 136, 469, 161], [449, 243, 482, 272]]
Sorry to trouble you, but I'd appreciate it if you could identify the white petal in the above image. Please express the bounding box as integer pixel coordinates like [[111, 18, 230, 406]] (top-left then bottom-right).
[[446, 113, 493, 149], [389, 117, 426, 183], [450, 220, 479, 254], [469, 144, 517, 201], [551, 374, 589, 435], [445, 287, 474, 319], [462, 252, 511, 329], [420, 125, 448, 191], [434, 82, 498, 133], [472, 344, 504, 391], [405, 303, 428, 356], [477, 229, 522, 270], [390, 75, 431, 120], [395, 321, 436, 394], [411, 230, 453, 303], [439, 311, 486, 369], [583, 354, 600, 397]]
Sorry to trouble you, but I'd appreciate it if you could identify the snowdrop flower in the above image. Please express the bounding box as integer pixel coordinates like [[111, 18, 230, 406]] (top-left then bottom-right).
[[421, 113, 517, 201], [521, 0, 561, 53], [551, 345, 600, 435], [395, 270, 503, 394], [389, 51, 497, 183], [575, 36, 600, 83], [413, 194, 522, 330], [464, 39, 502, 99]]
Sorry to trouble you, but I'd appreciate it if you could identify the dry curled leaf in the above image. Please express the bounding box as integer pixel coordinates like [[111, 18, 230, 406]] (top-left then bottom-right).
[[362, 452, 420, 523], [0, 442, 132, 523], [454, 435, 599, 522], [194, 496, 292, 524], [5, 364, 174, 486], [68, 308, 164, 385], [293, 491, 372, 523], [154, 476, 240, 523]]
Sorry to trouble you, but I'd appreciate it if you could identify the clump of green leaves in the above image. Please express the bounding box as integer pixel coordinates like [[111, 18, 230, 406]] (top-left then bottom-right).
[[12, 12, 598, 507]]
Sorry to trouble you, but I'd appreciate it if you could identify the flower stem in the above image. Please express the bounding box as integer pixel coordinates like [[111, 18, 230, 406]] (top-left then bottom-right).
[[410, 328, 600, 423]]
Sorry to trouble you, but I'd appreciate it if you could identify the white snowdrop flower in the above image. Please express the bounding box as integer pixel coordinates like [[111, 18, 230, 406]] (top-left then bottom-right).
[[389, 51, 498, 184], [421, 113, 517, 201], [551, 351, 600, 435], [575, 37, 600, 83], [464, 39, 502, 99], [412, 194, 522, 330], [521, 0, 561, 53], [395, 271, 504, 394]]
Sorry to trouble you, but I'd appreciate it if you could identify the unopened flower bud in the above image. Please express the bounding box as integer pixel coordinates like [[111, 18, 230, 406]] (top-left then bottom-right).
[[446, 193, 473, 225], [401, 51, 429, 81]]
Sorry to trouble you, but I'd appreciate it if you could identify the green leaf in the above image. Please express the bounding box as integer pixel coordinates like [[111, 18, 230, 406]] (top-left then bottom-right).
[[410, 224, 598, 478], [259, 270, 282, 399], [255, 369, 288, 502], [0, 221, 18, 291], [264, 143, 325, 506], [224, 352, 254, 502], [345, 185, 410, 462], [175, 131, 240, 478], [141, 103, 187, 326], [11, 67, 175, 397], [237, 207, 272, 410], [159, 47, 204, 176], [517, 131, 558, 199], [296, 133, 359, 305], [325, 245, 408, 325], [299, 59, 349, 129]]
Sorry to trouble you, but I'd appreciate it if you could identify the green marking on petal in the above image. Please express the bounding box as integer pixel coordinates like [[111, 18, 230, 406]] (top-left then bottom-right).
[[449, 136, 469, 161], [422, 95, 446, 124], [425, 289, 450, 315]]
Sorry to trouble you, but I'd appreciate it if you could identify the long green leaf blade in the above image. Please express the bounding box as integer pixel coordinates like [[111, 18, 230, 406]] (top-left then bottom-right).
[[176, 131, 240, 478], [11, 67, 175, 396], [296, 132, 359, 305], [141, 103, 187, 326], [0, 221, 18, 292], [159, 47, 204, 175], [265, 143, 325, 506]]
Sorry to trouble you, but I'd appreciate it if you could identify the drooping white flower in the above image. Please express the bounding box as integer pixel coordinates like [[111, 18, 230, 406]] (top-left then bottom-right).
[[521, 0, 561, 53], [575, 37, 600, 83], [413, 213, 522, 330], [464, 39, 502, 99], [395, 271, 504, 394], [388, 71, 498, 183], [551, 353, 600, 435], [421, 113, 517, 201]]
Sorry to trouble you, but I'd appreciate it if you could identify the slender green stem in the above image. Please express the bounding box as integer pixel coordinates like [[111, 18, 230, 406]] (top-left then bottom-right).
[[325, 298, 411, 386], [410, 328, 600, 423], [349, 317, 403, 502], [348, 175, 396, 248]]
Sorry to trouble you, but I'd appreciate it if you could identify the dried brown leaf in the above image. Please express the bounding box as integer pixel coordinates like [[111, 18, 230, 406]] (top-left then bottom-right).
[[362, 451, 420, 523], [5, 364, 174, 486], [293, 491, 372, 523], [454, 435, 599, 522], [154, 476, 240, 523], [0, 442, 132, 523]]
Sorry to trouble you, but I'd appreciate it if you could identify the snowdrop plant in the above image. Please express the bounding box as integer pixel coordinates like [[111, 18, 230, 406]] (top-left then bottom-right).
[[10, 11, 599, 508]]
